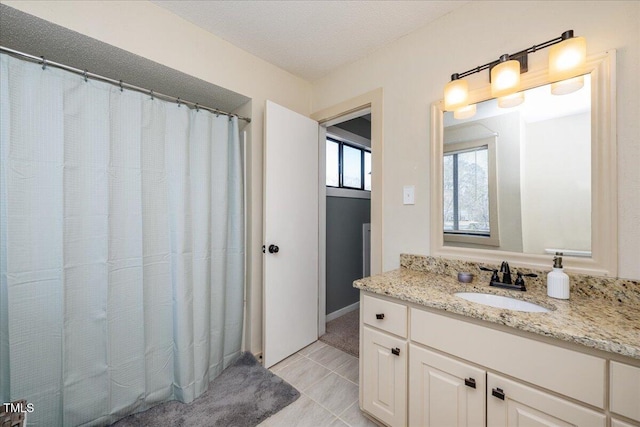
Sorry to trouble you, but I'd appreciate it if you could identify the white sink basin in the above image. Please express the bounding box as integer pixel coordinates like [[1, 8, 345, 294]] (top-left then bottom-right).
[[454, 292, 550, 313]]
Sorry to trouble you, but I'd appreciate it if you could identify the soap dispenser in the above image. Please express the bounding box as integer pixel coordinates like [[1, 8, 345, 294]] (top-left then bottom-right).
[[547, 252, 570, 299]]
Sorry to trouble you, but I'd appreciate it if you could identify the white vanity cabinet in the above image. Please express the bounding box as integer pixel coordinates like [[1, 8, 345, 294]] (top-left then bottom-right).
[[361, 294, 408, 426], [359, 291, 638, 427], [409, 345, 485, 427]]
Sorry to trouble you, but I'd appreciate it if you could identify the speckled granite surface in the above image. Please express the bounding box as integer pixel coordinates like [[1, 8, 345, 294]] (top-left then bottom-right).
[[354, 254, 640, 359]]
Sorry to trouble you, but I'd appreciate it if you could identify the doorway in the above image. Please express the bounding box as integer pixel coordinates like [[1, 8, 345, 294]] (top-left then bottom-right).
[[326, 115, 372, 311], [319, 111, 372, 357], [311, 87, 383, 354]]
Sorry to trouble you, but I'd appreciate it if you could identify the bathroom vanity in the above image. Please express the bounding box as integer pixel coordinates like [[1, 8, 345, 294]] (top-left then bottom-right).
[[355, 255, 640, 427]]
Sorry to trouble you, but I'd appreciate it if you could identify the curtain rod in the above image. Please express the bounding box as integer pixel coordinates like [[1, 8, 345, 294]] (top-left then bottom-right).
[[0, 45, 251, 123]]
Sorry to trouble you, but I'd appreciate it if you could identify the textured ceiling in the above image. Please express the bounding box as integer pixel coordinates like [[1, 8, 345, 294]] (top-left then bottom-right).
[[152, 0, 470, 81], [0, 4, 250, 114]]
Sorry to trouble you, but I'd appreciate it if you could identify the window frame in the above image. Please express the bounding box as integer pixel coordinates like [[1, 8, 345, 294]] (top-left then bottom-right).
[[326, 136, 371, 192], [443, 136, 500, 247]]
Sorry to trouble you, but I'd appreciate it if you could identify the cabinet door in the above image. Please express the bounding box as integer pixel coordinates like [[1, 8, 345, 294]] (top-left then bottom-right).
[[409, 345, 485, 427], [610, 361, 640, 422], [487, 373, 605, 427], [362, 326, 407, 426]]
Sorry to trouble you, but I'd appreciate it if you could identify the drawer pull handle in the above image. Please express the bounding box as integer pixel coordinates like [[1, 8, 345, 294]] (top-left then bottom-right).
[[492, 387, 505, 400], [464, 378, 476, 389], [391, 347, 400, 356], [375, 313, 385, 320]]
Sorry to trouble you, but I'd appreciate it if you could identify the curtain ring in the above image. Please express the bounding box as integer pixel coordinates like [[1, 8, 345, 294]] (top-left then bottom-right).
[[41, 56, 47, 70], [195, 103, 199, 112], [150, 90, 154, 100], [119, 80, 124, 92], [83, 69, 88, 82], [177, 98, 181, 107]]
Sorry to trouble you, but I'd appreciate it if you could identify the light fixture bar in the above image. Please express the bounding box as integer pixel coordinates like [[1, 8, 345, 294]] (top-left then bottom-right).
[[452, 30, 573, 81]]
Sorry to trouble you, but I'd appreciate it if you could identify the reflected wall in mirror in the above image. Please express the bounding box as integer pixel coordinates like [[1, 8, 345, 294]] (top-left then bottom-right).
[[443, 76, 591, 257], [430, 51, 617, 276]]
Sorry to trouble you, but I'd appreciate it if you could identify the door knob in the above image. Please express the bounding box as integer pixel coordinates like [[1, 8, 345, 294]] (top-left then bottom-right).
[[268, 244, 279, 254]]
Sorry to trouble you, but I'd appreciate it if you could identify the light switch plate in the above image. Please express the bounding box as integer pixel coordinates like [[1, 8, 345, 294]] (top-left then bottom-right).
[[403, 185, 415, 205]]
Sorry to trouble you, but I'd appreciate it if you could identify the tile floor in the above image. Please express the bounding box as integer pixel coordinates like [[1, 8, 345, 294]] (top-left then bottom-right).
[[259, 341, 380, 427]]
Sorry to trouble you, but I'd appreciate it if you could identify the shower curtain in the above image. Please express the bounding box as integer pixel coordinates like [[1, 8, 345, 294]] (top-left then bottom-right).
[[0, 53, 245, 426]]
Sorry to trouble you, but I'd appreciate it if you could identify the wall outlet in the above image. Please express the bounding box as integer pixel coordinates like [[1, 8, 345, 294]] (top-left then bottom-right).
[[403, 185, 415, 205]]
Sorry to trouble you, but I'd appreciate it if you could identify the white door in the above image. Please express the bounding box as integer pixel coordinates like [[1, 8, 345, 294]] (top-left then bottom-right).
[[263, 100, 319, 368]]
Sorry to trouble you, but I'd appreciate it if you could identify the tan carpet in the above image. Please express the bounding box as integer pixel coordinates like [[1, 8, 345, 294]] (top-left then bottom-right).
[[319, 309, 359, 357]]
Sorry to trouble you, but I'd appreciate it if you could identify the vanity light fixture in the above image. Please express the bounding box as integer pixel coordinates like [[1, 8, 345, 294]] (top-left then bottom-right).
[[443, 30, 587, 117], [549, 30, 587, 95], [491, 54, 521, 98], [444, 73, 469, 111]]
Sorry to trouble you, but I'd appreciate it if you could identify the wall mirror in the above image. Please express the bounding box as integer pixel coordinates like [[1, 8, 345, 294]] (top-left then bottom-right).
[[430, 51, 617, 276]]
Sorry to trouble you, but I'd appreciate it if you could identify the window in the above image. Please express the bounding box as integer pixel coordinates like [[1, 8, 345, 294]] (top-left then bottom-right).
[[364, 151, 371, 191], [326, 139, 339, 187], [326, 137, 371, 191], [342, 145, 362, 188], [443, 137, 499, 246]]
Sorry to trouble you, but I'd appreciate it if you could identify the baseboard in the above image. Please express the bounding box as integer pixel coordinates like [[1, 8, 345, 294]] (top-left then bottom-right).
[[326, 301, 359, 322]]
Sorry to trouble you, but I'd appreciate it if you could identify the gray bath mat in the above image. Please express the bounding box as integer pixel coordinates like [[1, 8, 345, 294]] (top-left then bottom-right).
[[112, 352, 299, 426]]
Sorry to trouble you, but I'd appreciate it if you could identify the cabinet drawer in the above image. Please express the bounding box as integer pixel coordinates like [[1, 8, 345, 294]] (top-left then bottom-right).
[[610, 361, 640, 422], [612, 419, 637, 427], [363, 294, 408, 338], [411, 308, 606, 408], [487, 373, 606, 427]]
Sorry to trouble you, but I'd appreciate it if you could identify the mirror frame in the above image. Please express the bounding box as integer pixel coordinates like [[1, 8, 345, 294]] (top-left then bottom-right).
[[430, 50, 617, 276]]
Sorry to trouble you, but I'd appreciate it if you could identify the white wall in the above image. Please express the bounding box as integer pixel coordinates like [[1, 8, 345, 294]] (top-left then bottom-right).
[[3, 0, 313, 354], [312, 1, 640, 280], [522, 113, 591, 254]]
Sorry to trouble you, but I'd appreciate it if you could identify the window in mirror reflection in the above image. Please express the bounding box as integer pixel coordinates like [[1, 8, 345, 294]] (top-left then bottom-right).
[[444, 146, 490, 235]]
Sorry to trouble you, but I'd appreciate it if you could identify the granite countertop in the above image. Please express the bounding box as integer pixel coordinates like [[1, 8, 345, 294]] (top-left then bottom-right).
[[354, 256, 640, 360]]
